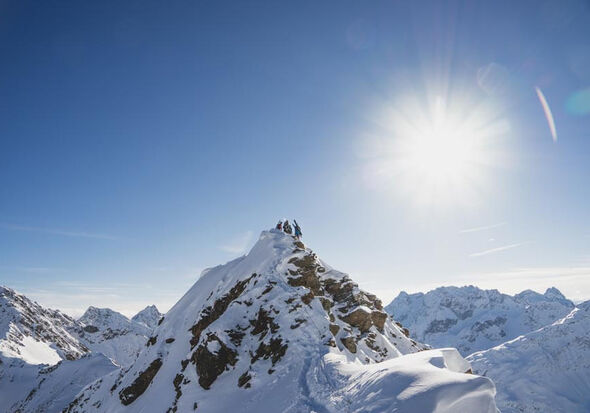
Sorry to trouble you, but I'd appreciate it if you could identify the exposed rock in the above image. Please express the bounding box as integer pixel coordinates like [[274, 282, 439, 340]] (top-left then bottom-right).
[[425, 318, 458, 334], [238, 372, 252, 388], [340, 336, 357, 353], [250, 307, 280, 340], [342, 308, 373, 333], [251, 337, 288, 365], [301, 292, 314, 305], [119, 358, 163, 405], [290, 318, 306, 329], [329, 324, 340, 336], [83, 325, 99, 333], [192, 335, 238, 390], [323, 278, 355, 303], [287, 255, 323, 295], [190, 274, 256, 348], [370, 311, 387, 331], [226, 328, 246, 347], [318, 297, 332, 311]]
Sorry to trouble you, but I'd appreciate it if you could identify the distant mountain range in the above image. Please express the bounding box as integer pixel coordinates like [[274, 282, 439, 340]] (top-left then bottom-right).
[[386, 285, 574, 355]]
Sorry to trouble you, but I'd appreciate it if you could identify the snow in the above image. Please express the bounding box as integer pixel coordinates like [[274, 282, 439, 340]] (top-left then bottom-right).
[[0, 286, 88, 364], [9, 335, 62, 365], [386, 285, 574, 355], [65, 230, 498, 413], [1, 353, 118, 413], [131, 305, 162, 329], [77, 306, 154, 366], [327, 349, 496, 413], [467, 300, 590, 413]]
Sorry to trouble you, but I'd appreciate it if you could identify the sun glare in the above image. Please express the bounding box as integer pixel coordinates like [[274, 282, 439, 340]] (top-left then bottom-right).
[[365, 94, 509, 207]]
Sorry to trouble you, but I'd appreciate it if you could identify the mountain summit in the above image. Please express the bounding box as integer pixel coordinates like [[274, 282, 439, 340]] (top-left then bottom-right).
[[66, 229, 497, 413]]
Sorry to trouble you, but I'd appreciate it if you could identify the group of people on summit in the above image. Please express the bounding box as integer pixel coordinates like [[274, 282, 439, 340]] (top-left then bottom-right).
[[275, 219, 302, 239]]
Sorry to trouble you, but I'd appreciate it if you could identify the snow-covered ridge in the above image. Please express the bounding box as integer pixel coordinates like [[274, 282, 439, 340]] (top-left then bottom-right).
[[0, 286, 160, 411], [468, 300, 590, 413], [386, 285, 574, 355], [1, 353, 118, 413], [0, 286, 88, 365], [65, 230, 497, 413]]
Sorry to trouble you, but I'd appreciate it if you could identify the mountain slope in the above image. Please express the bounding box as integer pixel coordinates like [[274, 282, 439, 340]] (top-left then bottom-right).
[[132, 305, 162, 329], [0, 286, 88, 365], [467, 300, 590, 413], [386, 285, 574, 355], [76, 306, 153, 367], [66, 230, 497, 413], [1, 353, 118, 413]]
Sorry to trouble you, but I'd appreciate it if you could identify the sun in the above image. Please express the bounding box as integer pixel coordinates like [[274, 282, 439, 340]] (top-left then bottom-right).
[[365, 94, 508, 207]]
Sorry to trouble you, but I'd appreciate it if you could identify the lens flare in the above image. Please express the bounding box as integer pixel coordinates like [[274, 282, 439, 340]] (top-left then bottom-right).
[[363, 91, 510, 207]]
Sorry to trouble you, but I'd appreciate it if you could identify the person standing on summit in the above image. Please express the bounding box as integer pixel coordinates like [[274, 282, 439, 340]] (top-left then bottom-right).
[[275, 220, 283, 231], [293, 220, 302, 239], [283, 220, 293, 234]]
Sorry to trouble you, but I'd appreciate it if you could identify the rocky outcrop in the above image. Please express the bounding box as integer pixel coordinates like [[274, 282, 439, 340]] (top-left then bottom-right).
[[119, 358, 163, 405], [190, 274, 256, 348], [193, 334, 238, 390]]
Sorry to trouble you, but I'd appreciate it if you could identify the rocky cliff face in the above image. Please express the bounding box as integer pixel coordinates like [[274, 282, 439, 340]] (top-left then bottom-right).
[[65, 230, 497, 413], [386, 285, 574, 355]]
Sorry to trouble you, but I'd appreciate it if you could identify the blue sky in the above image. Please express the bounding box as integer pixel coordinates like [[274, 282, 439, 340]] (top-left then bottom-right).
[[1, 1, 589, 316]]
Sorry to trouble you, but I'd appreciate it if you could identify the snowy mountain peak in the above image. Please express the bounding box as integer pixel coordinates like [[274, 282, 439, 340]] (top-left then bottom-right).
[[132, 305, 162, 329], [79, 307, 132, 330], [0, 286, 88, 365], [65, 229, 497, 413], [386, 285, 575, 355], [77, 305, 153, 367]]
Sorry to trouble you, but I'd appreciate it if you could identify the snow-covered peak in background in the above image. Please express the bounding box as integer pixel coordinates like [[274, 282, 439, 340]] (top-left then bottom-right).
[[0, 286, 88, 365], [79, 306, 146, 334], [76, 305, 153, 367], [468, 300, 590, 413], [66, 230, 497, 413], [131, 305, 162, 329], [386, 285, 574, 355]]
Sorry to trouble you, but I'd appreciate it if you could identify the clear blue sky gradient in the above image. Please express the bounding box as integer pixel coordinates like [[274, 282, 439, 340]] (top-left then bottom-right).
[[1, 1, 589, 315]]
